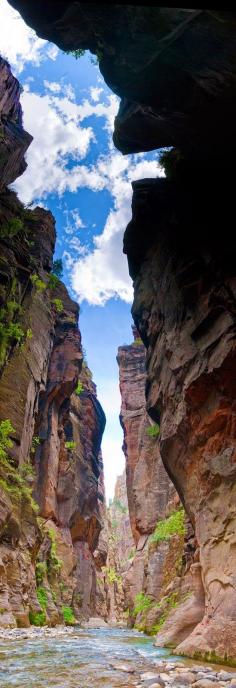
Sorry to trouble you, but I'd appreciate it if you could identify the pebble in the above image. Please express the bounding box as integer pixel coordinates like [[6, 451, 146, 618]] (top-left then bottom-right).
[[192, 681, 224, 688], [141, 673, 163, 681], [112, 663, 135, 673], [171, 672, 196, 684]]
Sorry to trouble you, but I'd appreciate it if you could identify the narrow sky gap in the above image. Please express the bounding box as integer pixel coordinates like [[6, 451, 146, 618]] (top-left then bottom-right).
[[0, 0, 164, 500]]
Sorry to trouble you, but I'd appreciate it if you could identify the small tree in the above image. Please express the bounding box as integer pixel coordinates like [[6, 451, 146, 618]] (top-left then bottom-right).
[[52, 259, 63, 279]]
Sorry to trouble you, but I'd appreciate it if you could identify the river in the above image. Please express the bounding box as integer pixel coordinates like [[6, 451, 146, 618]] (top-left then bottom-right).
[[0, 627, 179, 688]]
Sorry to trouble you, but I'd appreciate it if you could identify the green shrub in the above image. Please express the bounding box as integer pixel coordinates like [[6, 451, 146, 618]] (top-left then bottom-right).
[[47, 528, 62, 574], [133, 338, 142, 346], [64, 48, 85, 59], [149, 593, 179, 635], [146, 423, 160, 438], [31, 436, 41, 454], [62, 606, 76, 625], [35, 562, 47, 585], [37, 587, 48, 610], [48, 274, 59, 290], [51, 298, 63, 313], [133, 592, 153, 617], [29, 610, 46, 626], [0, 419, 15, 460], [65, 440, 76, 450], [30, 274, 46, 292], [150, 508, 185, 543], [0, 217, 24, 239], [102, 566, 122, 585], [19, 462, 36, 479], [75, 381, 83, 396]]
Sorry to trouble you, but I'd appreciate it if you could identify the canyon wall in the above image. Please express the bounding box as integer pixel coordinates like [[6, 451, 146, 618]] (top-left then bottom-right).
[[117, 328, 202, 639], [4, 3, 236, 662], [0, 56, 107, 628]]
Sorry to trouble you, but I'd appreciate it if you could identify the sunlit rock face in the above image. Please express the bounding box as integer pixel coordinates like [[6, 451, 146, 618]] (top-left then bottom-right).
[[117, 327, 175, 544], [117, 329, 202, 639], [0, 58, 107, 627], [3, 3, 236, 661], [0, 56, 32, 189], [124, 175, 236, 661]]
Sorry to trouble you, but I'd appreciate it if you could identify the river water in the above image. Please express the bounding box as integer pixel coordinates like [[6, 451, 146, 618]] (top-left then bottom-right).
[[0, 627, 179, 688]]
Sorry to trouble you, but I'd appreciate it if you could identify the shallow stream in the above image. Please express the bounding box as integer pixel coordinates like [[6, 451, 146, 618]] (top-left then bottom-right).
[[0, 627, 178, 688]]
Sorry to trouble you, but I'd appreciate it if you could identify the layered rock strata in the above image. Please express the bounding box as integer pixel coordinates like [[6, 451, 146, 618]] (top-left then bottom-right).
[[124, 176, 236, 661], [0, 56, 32, 189], [0, 58, 107, 627], [3, 3, 236, 662], [105, 470, 134, 623], [117, 328, 201, 637]]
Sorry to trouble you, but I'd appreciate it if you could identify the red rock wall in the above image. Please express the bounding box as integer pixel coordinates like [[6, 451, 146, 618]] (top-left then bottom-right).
[[125, 176, 236, 661], [117, 328, 200, 636], [0, 58, 107, 627], [117, 327, 175, 544]]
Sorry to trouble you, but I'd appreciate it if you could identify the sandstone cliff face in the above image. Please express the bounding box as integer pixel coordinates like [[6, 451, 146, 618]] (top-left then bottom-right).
[[105, 470, 134, 623], [117, 328, 201, 637], [124, 177, 236, 661], [2, 4, 236, 663], [0, 56, 32, 189], [117, 327, 175, 544], [0, 58, 107, 628]]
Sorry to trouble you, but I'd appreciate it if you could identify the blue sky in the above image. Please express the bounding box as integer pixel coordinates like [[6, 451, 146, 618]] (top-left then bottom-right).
[[0, 0, 164, 499]]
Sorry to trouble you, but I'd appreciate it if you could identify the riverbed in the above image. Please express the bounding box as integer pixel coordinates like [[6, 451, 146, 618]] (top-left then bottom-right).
[[0, 627, 236, 688]]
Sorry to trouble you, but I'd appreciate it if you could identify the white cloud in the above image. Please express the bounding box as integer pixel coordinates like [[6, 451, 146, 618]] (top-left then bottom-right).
[[90, 86, 103, 102], [63, 209, 85, 235], [52, 93, 119, 134], [71, 154, 164, 305], [0, 0, 59, 73], [44, 80, 61, 93], [12, 86, 120, 204], [13, 90, 96, 203]]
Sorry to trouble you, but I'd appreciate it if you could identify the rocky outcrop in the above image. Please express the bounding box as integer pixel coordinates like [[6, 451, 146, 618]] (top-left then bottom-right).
[[7, 5, 236, 160], [0, 56, 32, 189], [105, 470, 134, 623], [117, 327, 200, 637], [0, 59, 107, 627], [124, 175, 236, 661], [117, 327, 176, 543]]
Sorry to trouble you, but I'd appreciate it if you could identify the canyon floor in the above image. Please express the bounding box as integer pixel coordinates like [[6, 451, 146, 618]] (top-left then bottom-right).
[[1, 627, 236, 688]]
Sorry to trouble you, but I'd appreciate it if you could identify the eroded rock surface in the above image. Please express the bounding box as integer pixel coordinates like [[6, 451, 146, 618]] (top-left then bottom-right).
[[124, 176, 236, 661], [117, 327, 200, 637], [7, 5, 236, 159], [0, 56, 32, 189], [0, 58, 107, 627]]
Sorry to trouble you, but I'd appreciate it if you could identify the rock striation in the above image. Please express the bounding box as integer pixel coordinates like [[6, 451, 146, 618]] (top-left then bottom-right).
[[0, 56, 32, 189], [124, 176, 236, 660], [105, 470, 134, 623], [117, 327, 201, 638], [2, 3, 236, 663], [0, 57, 107, 628]]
